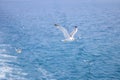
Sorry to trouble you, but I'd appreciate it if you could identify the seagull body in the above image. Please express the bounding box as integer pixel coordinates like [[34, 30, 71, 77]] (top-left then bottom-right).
[[54, 24, 78, 41], [15, 48, 22, 53]]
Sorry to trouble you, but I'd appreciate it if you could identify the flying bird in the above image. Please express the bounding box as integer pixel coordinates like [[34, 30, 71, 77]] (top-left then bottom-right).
[[15, 48, 22, 54], [54, 24, 78, 42]]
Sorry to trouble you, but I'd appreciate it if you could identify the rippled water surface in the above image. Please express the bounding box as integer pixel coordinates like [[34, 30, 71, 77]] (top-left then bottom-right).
[[0, 0, 120, 80]]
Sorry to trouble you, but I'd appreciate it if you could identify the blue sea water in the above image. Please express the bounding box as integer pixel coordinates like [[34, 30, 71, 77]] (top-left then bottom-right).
[[0, 0, 120, 80]]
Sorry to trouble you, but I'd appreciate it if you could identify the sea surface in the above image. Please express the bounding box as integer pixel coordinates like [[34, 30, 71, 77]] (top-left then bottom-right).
[[0, 0, 120, 80]]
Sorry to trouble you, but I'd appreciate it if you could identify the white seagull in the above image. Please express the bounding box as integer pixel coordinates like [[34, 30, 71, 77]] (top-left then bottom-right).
[[54, 24, 78, 42]]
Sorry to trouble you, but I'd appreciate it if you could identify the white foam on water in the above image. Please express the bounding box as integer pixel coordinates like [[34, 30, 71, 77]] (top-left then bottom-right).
[[0, 46, 28, 80], [0, 74, 5, 79], [0, 49, 6, 53], [0, 66, 13, 79], [0, 44, 12, 54], [0, 44, 57, 80], [0, 54, 17, 59], [0, 66, 13, 72], [0, 57, 28, 80], [38, 67, 57, 80]]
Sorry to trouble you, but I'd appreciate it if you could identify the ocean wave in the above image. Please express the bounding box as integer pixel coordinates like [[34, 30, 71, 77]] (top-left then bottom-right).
[[38, 67, 57, 80], [0, 52, 28, 80]]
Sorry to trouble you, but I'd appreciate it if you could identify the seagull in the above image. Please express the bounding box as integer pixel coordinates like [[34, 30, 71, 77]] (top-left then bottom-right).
[[15, 48, 22, 53], [54, 24, 78, 42]]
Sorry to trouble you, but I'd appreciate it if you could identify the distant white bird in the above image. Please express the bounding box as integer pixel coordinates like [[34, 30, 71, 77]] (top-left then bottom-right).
[[54, 24, 78, 42], [15, 48, 22, 54]]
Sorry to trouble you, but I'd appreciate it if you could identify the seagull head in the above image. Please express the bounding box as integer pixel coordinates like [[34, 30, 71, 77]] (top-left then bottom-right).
[[74, 26, 77, 28], [54, 24, 59, 26]]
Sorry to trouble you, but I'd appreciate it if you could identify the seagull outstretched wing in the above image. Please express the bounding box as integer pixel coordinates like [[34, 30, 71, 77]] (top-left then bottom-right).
[[70, 27, 78, 38], [54, 24, 70, 39]]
